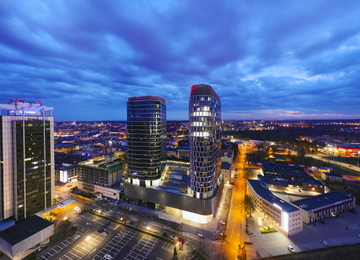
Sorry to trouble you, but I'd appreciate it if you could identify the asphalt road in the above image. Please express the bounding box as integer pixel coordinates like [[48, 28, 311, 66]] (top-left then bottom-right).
[[223, 145, 248, 259]]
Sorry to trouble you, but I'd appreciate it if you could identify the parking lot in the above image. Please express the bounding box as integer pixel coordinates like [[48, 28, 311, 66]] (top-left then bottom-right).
[[40, 223, 90, 260], [58, 231, 106, 260], [93, 228, 136, 260], [79, 211, 120, 230], [39, 209, 175, 260]]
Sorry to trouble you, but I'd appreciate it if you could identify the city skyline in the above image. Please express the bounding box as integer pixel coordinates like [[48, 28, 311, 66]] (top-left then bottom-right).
[[1, 1, 360, 121]]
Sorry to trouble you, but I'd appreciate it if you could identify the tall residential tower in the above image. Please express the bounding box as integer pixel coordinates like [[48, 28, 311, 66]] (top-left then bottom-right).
[[189, 84, 221, 199]]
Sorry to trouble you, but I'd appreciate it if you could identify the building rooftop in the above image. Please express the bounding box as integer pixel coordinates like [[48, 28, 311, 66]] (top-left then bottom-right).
[[190, 84, 220, 101], [221, 162, 232, 170], [292, 191, 353, 211], [247, 179, 300, 213], [322, 171, 343, 177], [79, 156, 121, 169], [0, 215, 53, 246], [127, 96, 166, 104], [262, 162, 311, 179], [258, 175, 302, 187]]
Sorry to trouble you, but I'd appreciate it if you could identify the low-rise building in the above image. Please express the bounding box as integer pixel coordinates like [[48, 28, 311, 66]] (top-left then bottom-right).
[[0, 216, 53, 260], [247, 180, 303, 237], [55, 163, 78, 183], [292, 191, 355, 224], [221, 162, 232, 184], [321, 170, 343, 183], [260, 162, 324, 193], [221, 148, 234, 164], [77, 145, 124, 200]]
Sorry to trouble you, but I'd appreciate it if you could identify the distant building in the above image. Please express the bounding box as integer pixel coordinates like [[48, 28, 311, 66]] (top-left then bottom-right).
[[55, 163, 78, 183], [261, 162, 324, 193], [0, 100, 55, 259], [78, 148, 123, 200], [176, 143, 190, 158], [247, 180, 303, 237], [292, 191, 355, 224], [221, 148, 234, 165], [321, 170, 343, 183]]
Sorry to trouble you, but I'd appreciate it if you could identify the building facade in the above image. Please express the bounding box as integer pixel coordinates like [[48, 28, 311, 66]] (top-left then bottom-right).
[[123, 86, 224, 224], [189, 84, 222, 199], [292, 191, 355, 224], [247, 180, 303, 237], [0, 100, 54, 222], [0, 100, 55, 259], [127, 96, 167, 183]]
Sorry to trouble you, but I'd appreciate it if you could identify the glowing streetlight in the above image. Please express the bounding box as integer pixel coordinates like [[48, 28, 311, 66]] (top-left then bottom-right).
[[146, 226, 150, 230], [86, 236, 91, 241]]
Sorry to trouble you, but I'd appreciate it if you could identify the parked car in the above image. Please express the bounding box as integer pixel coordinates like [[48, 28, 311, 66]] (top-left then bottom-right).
[[98, 228, 105, 233], [216, 230, 223, 236], [129, 221, 136, 226], [319, 239, 328, 246], [163, 232, 168, 237], [287, 245, 295, 253], [104, 254, 112, 260], [219, 220, 225, 225]]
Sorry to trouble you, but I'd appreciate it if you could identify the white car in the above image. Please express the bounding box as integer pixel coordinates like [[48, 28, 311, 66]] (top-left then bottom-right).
[[219, 220, 225, 225], [287, 245, 295, 253], [104, 254, 112, 260]]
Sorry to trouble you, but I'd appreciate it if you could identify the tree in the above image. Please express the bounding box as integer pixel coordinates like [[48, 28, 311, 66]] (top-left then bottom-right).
[[173, 247, 178, 258]]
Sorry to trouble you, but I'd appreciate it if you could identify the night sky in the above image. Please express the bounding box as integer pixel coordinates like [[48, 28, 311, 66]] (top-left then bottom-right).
[[1, 1, 360, 121]]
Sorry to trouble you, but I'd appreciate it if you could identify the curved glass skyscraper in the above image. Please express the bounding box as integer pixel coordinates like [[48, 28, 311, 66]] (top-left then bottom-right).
[[127, 96, 166, 184], [189, 84, 221, 199]]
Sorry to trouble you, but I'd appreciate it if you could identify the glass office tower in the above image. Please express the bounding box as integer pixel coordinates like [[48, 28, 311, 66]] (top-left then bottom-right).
[[189, 84, 221, 199], [0, 100, 54, 222], [127, 96, 166, 185]]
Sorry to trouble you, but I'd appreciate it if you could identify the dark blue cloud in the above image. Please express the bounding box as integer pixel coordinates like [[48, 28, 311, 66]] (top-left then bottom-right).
[[0, 0, 360, 121]]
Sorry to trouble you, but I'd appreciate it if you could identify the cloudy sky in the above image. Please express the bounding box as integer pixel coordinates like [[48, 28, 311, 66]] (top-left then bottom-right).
[[0, 0, 360, 121]]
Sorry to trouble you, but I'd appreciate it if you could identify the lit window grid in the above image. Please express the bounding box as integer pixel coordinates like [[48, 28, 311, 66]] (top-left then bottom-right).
[[189, 94, 221, 198]]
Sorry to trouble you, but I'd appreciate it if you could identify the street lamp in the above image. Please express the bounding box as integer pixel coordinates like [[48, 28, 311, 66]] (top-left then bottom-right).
[[86, 236, 91, 241], [146, 226, 150, 230]]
